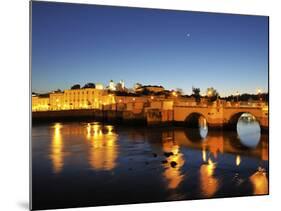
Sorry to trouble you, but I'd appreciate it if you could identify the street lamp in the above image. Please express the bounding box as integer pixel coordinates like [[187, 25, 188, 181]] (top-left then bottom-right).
[[236, 91, 239, 102], [257, 88, 262, 101]]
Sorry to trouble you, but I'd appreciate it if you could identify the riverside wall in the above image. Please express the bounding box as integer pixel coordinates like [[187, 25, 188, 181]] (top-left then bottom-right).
[[32, 109, 146, 124]]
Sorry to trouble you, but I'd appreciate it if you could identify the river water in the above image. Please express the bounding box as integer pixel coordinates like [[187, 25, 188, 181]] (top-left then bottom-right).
[[32, 117, 268, 210]]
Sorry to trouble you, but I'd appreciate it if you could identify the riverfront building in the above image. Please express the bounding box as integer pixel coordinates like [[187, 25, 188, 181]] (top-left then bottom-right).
[[32, 94, 50, 111], [31, 81, 171, 112], [32, 88, 116, 111]]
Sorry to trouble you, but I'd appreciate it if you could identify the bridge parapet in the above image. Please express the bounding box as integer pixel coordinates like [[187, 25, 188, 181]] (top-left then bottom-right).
[[222, 101, 268, 108]]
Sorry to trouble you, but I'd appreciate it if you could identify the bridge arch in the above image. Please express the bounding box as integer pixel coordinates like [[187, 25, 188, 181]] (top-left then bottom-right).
[[227, 111, 260, 130], [184, 112, 208, 142], [184, 112, 208, 128]]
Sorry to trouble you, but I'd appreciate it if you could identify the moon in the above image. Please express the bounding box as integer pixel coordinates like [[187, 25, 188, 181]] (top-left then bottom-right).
[[187, 33, 190, 37]]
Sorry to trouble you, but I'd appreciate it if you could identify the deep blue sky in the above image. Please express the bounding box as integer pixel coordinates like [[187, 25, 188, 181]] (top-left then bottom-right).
[[32, 1, 268, 96]]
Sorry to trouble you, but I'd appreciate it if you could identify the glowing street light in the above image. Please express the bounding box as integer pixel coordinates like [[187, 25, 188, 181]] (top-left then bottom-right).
[[236, 91, 239, 102], [172, 91, 178, 97], [257, 88, 262, 101]]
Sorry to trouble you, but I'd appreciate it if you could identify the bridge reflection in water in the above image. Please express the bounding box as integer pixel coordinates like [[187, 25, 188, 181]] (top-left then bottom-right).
[[33, 115, 268, 209]]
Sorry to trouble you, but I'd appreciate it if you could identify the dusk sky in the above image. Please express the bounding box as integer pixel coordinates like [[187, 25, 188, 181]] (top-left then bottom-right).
[[32, 1, 268, 96]]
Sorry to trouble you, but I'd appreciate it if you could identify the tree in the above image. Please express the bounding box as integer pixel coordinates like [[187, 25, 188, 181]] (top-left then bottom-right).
[[206, 87, 219, 102], [71, 84, 81, 89], [176, 88, 184, 95], [134, 83, 142, 90], [223, 93, 268, 102], [192, 86, 201, 102], [116, 82, 124, 92], [83, 83, 95, 89]]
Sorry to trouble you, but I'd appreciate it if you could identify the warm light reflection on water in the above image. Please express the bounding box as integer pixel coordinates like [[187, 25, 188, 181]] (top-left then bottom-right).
[[50, 123, 64, 174], [202, 136, 224, 159], [236, 155, 241, 166], [200, 158, 219, 198], [87, 123, 118, 171], [261, 140, 269, 161], [250, 169, 268, 195], [162, 141, 185, 189], [106, 125, 113, 135], [33, 120, 268, 209], [202, 147, 207, 162], [86, 123, 91, 139]]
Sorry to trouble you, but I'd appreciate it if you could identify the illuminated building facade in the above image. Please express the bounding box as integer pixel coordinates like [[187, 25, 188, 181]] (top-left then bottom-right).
[[49, 92, 64, 110], [62, 88, 113, 110], [32, 88, 116, 111], [108, 80, 116, 91], [32, 95, 50, 111]]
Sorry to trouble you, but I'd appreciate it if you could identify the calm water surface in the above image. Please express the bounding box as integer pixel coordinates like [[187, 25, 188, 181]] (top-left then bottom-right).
[[32, 118, 268, 210]]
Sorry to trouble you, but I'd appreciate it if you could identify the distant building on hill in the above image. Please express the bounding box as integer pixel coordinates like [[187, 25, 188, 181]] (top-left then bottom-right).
[[108, 80, 116, 91], [95, 83, 104, 90], [135, 85, 165, 94]]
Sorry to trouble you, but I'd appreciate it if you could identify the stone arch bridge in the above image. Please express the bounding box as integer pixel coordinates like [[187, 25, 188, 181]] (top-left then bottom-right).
[[172, 104, 268, 130]]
